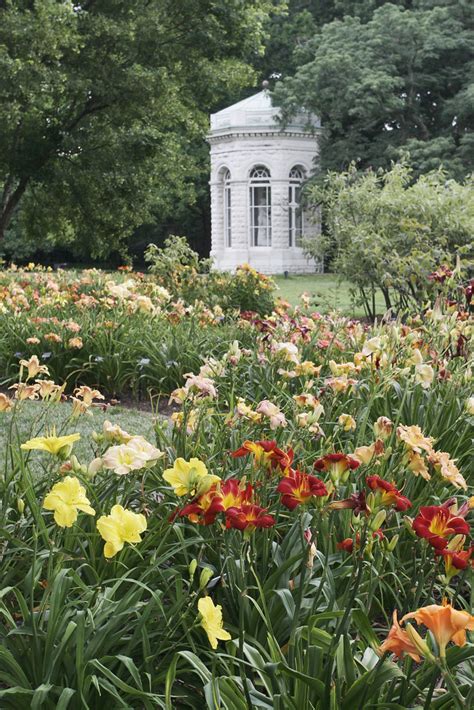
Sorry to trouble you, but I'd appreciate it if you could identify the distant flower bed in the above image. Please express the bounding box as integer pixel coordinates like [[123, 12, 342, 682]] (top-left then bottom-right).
[[0, 262, 472, 707]]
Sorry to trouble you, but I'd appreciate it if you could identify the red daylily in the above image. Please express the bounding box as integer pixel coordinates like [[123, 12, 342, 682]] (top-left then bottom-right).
[[231, 440, 294, 473], [277, 470, 327, 510], [366, 475, 412, 511], [329, 490, 369, 516], [439, 546, 473, 574], [219, 478, 254, 510], [225, 503, 275, 531], [314, 452, 360, 484], [337, 529, 384, 553], [412, 500, 470, 550], [178, 486, 224, 525]]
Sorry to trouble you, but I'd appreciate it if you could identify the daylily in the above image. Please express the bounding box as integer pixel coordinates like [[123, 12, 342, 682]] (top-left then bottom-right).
[[198, 596, 231, 650], [225, 504, 275, 532], [373, 416, 393, 440], [379, 611, 421, 662], [163, 457, 220, 497], [415, 363, 434, 389], [338, 413, 356, 431], [404, 450, 431, 480], [178, 486, 225, 525], [314, 452, 360, 485], [412, 500, 470, 550], [401, 600, 474, 658], [256, 400, 287, 429], [219, 479, 254, 510], [397, 424, 435, 455], [277, 470, 327, 510], [102, 437, 163, 475], [428, 451, 467, 490], [43, 476, 95, 527], [353, 439, 384, 465], [0, 393, 13, 411], [21, 431, 80, 458], [366, 475, 412, 511], [439, 536, 474, 580], [231, 440, 293, 473], [96, 504, 147, 558], [73, 385, 105, 406], [19, 354, 49, 380]]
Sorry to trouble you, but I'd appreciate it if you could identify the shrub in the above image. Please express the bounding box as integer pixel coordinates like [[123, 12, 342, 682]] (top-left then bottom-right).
[[303, 162, 474, 319]]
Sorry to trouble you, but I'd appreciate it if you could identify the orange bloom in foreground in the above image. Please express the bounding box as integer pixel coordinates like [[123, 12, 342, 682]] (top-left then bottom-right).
[[402, 601, 474, 658], [379, 611, 421, 662]]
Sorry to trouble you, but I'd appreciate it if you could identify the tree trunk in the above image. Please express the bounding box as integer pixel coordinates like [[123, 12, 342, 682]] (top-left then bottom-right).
[[0, 176, 29, 241]]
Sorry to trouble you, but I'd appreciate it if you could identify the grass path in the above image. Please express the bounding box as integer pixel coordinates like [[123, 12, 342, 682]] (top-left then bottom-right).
[[274, 273, 386, 316], [0, 401, 155, 471]]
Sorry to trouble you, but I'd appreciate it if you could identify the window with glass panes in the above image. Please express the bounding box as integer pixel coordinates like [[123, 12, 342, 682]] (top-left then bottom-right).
[[249, 166, 271, 247]]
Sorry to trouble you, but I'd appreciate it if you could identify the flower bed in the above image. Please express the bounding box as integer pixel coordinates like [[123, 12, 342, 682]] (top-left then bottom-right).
[[0, 266, 472, 708]]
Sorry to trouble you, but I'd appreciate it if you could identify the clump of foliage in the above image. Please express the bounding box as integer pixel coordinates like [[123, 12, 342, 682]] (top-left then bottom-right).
[[273, 1, 474, 178], [303, 162, 474, 319], [145, 237, 276, 315]]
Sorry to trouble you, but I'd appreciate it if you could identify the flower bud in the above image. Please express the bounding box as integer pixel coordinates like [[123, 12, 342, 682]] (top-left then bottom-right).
[[404, 623, 435, 662], [199, 567, 213, 590], [17, 498, 25, 515], [188, 559, 197, 581], [370, 509, 386, 531]]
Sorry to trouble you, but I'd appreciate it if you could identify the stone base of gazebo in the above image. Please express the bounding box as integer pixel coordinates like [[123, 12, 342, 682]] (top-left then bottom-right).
[[211, 248, 322, 275]]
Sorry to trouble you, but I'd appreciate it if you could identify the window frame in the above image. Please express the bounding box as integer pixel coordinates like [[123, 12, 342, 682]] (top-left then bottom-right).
[[249, 166, 272, 248]]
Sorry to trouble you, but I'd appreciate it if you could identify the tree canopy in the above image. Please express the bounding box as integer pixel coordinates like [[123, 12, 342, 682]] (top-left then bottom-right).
[[0, 0, 273, 258], [272, 1, 474, 177]]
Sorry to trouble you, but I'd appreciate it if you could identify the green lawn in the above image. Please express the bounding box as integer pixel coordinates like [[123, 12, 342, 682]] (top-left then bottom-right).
[[0, 400, 155, 471], [273, 273, 386, 317]]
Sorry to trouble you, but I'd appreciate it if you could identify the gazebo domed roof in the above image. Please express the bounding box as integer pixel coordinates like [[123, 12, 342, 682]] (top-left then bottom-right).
[[209, 90, 319, 137]]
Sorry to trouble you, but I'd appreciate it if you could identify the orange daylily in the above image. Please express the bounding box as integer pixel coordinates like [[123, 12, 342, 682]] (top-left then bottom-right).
[[401, 601, 474, 658], [379, 610, 421, 662]]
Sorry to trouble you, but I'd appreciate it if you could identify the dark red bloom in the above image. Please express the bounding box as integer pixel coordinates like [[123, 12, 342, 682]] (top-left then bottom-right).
[[225, 504, 275, 531], [412, 501, 470, 550], [439, 546, 473, 572], [277, 470, 327, 510], [428, 265, 452, 284], [366, 475, 412, 511], [178, 485, 224, 525], [329, 490, 368, 516], [314, 453, 360, 473], [337, 529, 384, 553], [231, 440, 293, 473], [314, 453, 360, 484]]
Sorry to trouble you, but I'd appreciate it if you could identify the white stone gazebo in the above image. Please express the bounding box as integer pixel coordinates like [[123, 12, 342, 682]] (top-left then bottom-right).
[[208, 88, 321, 274]]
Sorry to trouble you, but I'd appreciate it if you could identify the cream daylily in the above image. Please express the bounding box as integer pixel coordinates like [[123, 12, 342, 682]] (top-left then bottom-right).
[[102, 437, 163, 475]]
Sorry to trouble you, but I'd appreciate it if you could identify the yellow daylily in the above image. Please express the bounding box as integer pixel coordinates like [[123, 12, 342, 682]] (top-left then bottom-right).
[[21, 431, 80, 457], [198, 596, 231, 650], [96, 504, 147, 558], [43, 476, 95, 528], [163, 457, 220, 497]]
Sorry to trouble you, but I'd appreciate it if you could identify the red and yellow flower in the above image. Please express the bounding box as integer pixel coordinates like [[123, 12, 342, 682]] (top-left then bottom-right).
[[231, 440, 293, 473], [366, 475, 412, 512], [178, 485, 225, 525], [412, 500, 470, 550], [225, 504, 275, 532], [277, 470, 327, 510], [314, 452, 360, 485]]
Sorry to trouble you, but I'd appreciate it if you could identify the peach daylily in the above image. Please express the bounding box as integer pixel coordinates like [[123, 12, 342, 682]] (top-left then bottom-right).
[[379, 611, 421, 662], [401, 601, 474, 658], [19, 354, 49, 380]]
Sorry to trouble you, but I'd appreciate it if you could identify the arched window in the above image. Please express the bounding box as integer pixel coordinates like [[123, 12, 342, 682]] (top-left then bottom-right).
[[223, 169, 232, 247], [289, 166, 305, 247], [249, 166, 271, 247]]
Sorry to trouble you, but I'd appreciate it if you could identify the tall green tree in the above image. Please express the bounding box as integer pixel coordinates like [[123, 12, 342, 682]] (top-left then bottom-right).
[[0, 0, 273, 258], [273, 1, 474, 176]]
